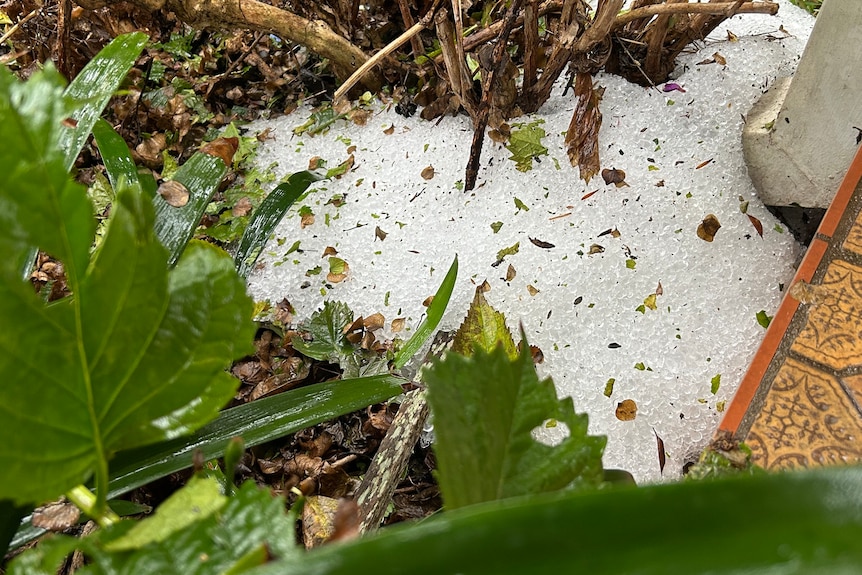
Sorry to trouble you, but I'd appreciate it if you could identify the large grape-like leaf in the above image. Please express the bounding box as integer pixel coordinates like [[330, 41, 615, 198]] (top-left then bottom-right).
[[425, 327, 606, 509], [0, 64, 254, 505]]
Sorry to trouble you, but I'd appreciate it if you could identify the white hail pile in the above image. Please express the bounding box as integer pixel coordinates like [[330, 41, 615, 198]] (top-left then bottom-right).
[[247, 0, 815, 483]]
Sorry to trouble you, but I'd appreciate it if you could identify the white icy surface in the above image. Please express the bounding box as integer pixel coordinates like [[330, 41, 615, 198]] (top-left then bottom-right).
[[246, 1, 815, 484]]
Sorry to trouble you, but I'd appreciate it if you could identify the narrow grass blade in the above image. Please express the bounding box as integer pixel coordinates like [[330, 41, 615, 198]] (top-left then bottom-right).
[[235, 171, 322, 277], [153, 152, 227, 265], [59, 32, 147, 171], [393, 256, 458, 369], [106, 374, 404, 498], [92, 118, 140, 192]]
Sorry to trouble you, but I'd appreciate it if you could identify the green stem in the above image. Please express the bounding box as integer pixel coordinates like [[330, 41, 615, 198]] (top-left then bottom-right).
[[66, 485, 119, 527]]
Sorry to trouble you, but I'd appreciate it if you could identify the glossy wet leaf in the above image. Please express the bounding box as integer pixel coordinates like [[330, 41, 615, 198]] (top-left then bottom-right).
[[251, 466, 862, 575], [451, 288, 517, 359], [92, 118, 141, 194], [291, 301, 355, 363], [756, 310, 772, 328], [58, 32, 148, 171], [153, 151, 228, 265], [566, 72, 602, 183], [10, 479, 300, 575], [425, 329, 605, 509], [392, 255, 458, 369]]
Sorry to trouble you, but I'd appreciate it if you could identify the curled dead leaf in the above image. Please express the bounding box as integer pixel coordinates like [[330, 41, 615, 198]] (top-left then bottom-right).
[[322, 246, 338, 257], [601, 168, 628, 187], [747, 214, 764, 238], [615, 399, 638, 421], [157, 180, 190, 207], [363, 312, 385, 331], [374, 226, 387, 241], [697, 214, 721, 242], [390, 317, 406, 332], [653, 428, 666, 474], [588, 244, 605, 254], [422, 295, 434, 307], [505, 264, 516, 281], [200, 136, 238, 166], [529, 237, 555, 249], [308, 156, 324, 170], [421, 165, 435, 180], [232, 196, 253, 217], [527, 284, 539, 296]]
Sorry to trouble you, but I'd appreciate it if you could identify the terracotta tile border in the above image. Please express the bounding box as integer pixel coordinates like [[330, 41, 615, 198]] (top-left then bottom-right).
[[718, 144, 862, 436]]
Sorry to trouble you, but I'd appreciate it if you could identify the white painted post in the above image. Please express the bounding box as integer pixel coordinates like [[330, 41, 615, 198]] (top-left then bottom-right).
[[743, 0, 862, 208]]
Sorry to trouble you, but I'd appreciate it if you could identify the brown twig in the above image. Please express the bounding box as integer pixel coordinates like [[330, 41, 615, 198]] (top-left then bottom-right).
[[522, 0, 540, 93], [614, 1, 778, 27], [464, 0, 524, 191]]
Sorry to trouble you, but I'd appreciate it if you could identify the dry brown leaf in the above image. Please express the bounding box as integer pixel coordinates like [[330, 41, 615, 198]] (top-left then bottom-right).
[[566, 72, 603, 183], [322, 246, 338, 257], [390, 317, 406, 332], [422, 295, 434, 307], [506, 264, 517, 281], [529, 237, 555, 249], [615, 399, 638, 421], [374, 226, 387, 241], [527, 284, 539, 296], [301, 212, 315, 228], [421, 165, 435, 180], [232, 196, 253, 217], [200, 136, 238, 166], [157, 180, 190, 207], [713, 52, 727, 66], [697, 214, 721, 242], [383, 124, 395, 135], [653, 428, 666, 474], [363, 312, 385, 331], [601, 168, 628, 187], [747, 214, 764, 238], [31, 500, 80, 531], [302, 496, 339, 549], [588, 244, 605, 254], [308, 156, 324, 170]]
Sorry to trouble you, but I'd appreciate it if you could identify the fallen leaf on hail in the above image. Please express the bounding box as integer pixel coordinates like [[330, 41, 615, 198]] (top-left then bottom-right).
[[478, 280, 491, 293], [713, 52, 727, 66], [727, 30, 738, 42], [327, 257, 349, 283], [588, 244, 605, 254], [656, 281, 663, 296], [527, 285, 539, 296], [322, 246, 338, 257], [423, 295, 434, 307], [695, 158, 713, 170], [308, 156, 324, 170], [747, 214, 764, 238], [157, 180, 190, 207], [421, 165, 435, 180], [615, 399, 637, 421], [390, 318, 405, 332], [529, 237, 555, 249], [601, 168, 628, 187], [697, 214, 721, 242], [301, 210, 315, 229], [383, 124, 395, 135], [653, 428, 666, 474], [363, 313, 385, 331], [505, 264, 516, 281], [200, 136, 239, 166], [374, 226, 387, 241]]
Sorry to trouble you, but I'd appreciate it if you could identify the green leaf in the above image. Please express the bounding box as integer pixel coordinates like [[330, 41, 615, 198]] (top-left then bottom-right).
[[451, 288, 516, 359], [711, 373, 721, 394], [11, 479, 300, 575], [235, 171, 322, 277], [291, 301, 355, 363], [425, 329, 606, 509], [0, 186, 254, 506], [393, 256, 458, 369], [58, 32, 148, 171], [603, 378, 615, 397], [105, 475, 226, 551], [756, 310, 772, 328], [506, 120, 548, 172], [92, 118, 141, 193], [250, 466, 862, 575], [153, 151, 229, 266]]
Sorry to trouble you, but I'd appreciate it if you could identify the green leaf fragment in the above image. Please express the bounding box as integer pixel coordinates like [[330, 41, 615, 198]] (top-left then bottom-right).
[[643, 293, 657, 311], [756, 310, 772, 328], [496, 242, 520, 262], [426, 327, 606, 509], [514, 197, 530, 212], [625, 258, 636, 269], [603, 378, 615, 397], [491, 221, 504, 233], [711, 374, 721, 395]]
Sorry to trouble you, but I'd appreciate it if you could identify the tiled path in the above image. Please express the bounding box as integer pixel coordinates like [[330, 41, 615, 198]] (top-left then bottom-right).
[[719, 146, 862, 471]]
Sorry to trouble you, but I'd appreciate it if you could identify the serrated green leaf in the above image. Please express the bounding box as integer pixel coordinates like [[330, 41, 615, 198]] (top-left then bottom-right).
[[506, 120, 548, 172], [291, 301, 355, 362], [425, 329, 606, 509], [451, 288, 517, 358]]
